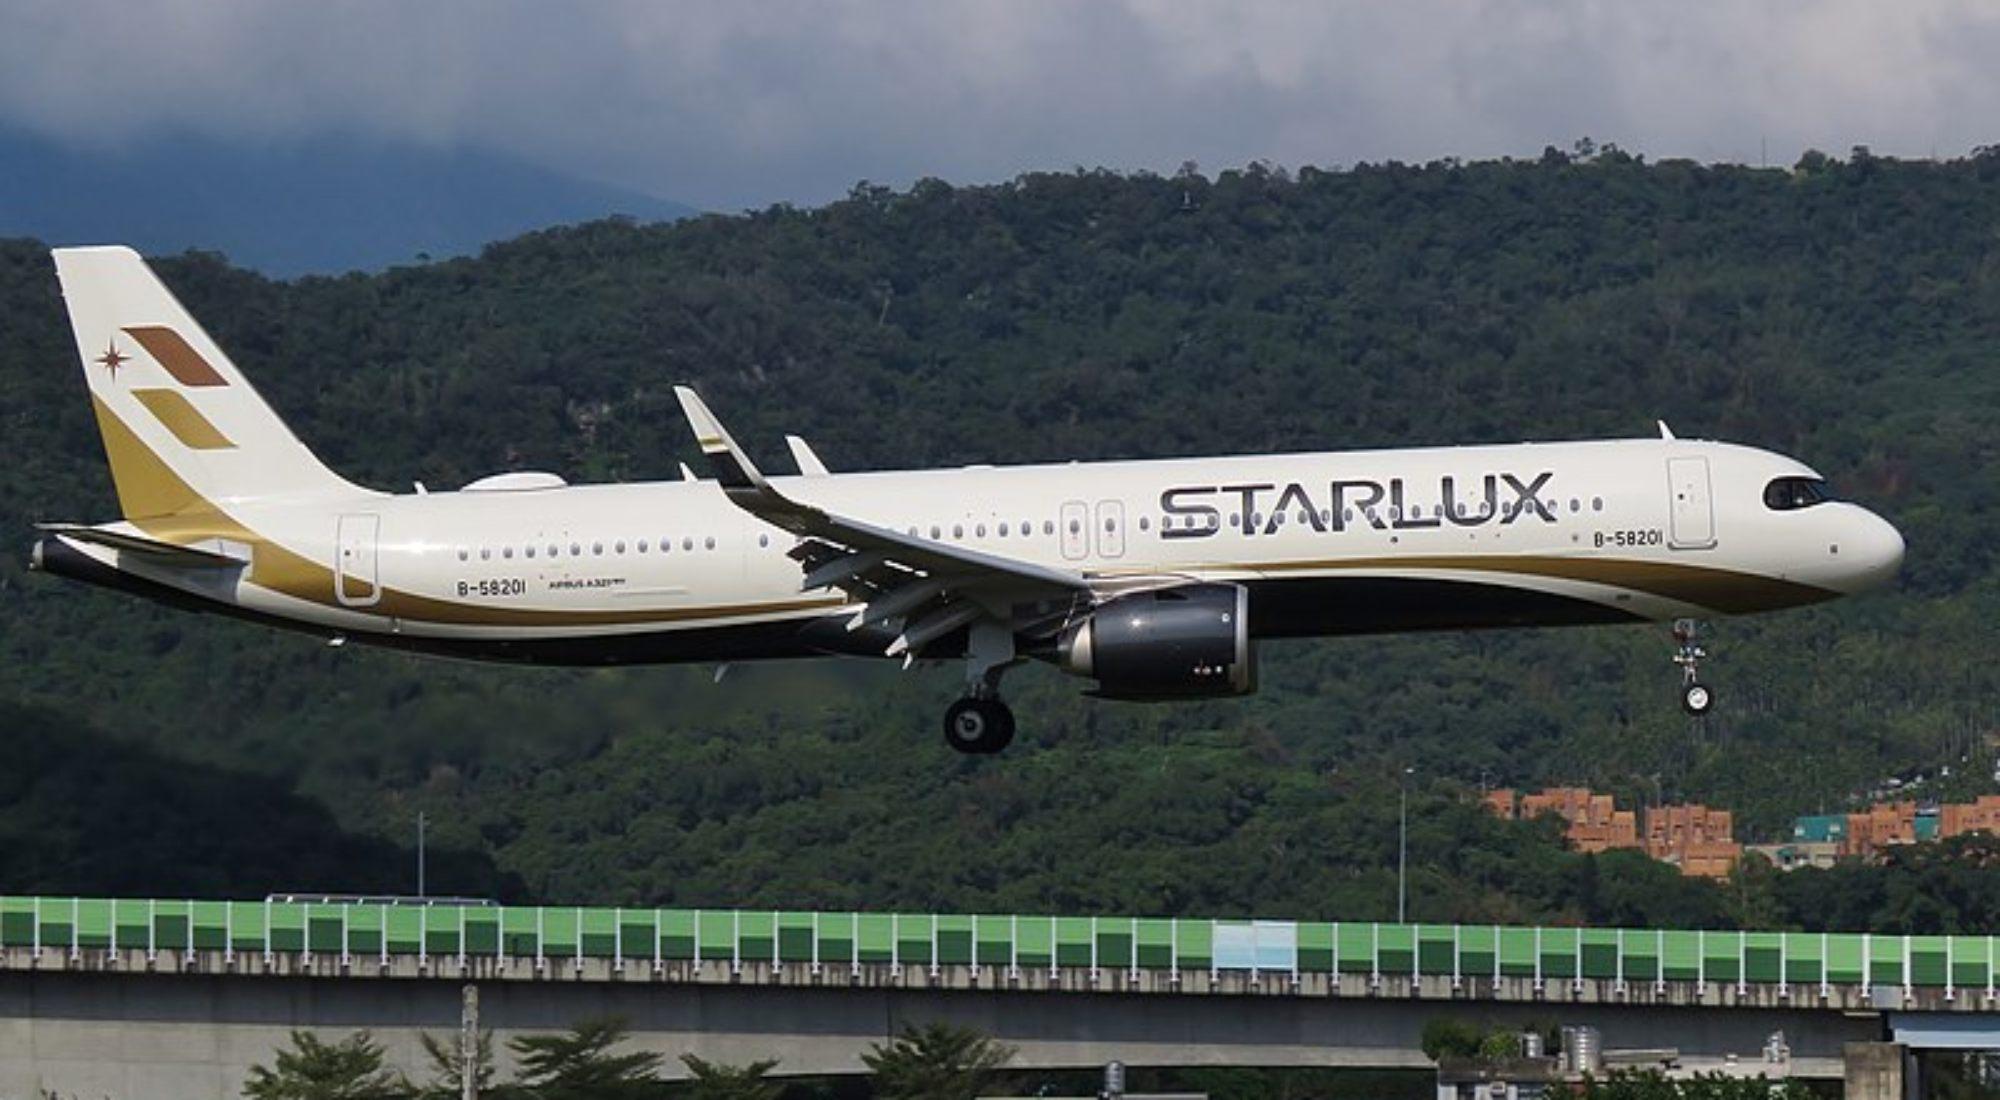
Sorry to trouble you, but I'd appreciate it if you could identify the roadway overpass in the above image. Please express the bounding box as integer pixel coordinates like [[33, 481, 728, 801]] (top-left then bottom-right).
[[3, 896, 1990, 1098]]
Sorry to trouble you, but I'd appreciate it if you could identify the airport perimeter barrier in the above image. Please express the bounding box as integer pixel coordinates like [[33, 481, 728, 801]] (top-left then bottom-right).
[[2, 897, 1994, 995]]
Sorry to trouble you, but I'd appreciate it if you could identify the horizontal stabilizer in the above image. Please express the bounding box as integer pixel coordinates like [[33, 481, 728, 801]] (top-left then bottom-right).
[[38, 523, 246, 569]]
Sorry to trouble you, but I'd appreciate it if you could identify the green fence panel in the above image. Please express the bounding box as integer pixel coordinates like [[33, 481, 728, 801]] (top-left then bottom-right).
[[73, 899, 110, 950], [615, 910, 654, 960], [1826, 934, 1866, 984], [346, 905, 384, 956], [500, 907, 540, 958], [738, 911, 775, 963], [935, 916, 973, 965], [1911, 936, 1949, 988], [1702, 932, 1742, 983], [1540, 928, 1578, 980], [774, 912, 813, 963], [0, 898, 34, 947], [1951, 937, 1990, 991], [1019, 917, 1054, 968], [384, 908, 423, 955], [818, 913, 857, 966], [37, 898, 75, 951], [975, 915, 1012, 967], [1298, 923, 1335, 973], [895, 915, 933, 968], [1621, 930, 1661, 982], [1136, 919, 1174, 969], [1175, 919, 1212, 970], [1580, 929, 1619, 980], [432, 907, 470, 957], [1744, 933, 1783, 983], [114, 900, 149, 950], [1054, 917, 1093, 968], [228, 902, 266, 953], [1097, 917, 1135, 970], [307, 905, 344, 954], [1662, 931, 1700, 981], [660, 911, 697, 961], [192, 902, 229, 951], [1337, 924, 1375, 973], [1458, 926, 1496, 978], [1379, 924, 1416, 975], [1498, 927, 1537, 978], [462, 909, 498, 956], [542, 908, 579, 958], [858, 914, 895, 964], [697, 912, 735, 962], [1417, 926, 1455, 977], [1784, 933, 1823, 985], [1870, 936, 1904, 987], [269, 904, 306, 953]]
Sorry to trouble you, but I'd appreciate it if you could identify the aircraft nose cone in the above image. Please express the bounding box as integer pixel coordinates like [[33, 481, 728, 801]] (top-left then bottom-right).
[[1841, 509, 1905, 592]]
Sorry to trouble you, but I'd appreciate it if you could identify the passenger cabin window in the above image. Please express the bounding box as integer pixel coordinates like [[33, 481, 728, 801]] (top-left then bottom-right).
[[1764, 477, 1833, 511]]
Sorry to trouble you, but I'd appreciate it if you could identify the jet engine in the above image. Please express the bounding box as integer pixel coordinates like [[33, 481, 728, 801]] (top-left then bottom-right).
[[1058, 583, 1255, 700]]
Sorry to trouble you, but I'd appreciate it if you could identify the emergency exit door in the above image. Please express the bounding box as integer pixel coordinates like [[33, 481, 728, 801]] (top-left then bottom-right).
[[1666, 458, 1716, 550]]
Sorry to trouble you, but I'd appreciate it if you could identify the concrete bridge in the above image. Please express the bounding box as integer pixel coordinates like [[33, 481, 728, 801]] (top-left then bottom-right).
[[3, 897, 1990, 1099]]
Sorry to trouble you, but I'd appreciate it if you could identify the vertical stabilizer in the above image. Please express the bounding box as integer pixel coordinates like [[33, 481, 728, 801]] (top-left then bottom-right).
[[50, 246, 368, 519]]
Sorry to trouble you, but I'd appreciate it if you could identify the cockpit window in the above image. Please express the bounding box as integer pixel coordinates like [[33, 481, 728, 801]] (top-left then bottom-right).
[[1764, 477, 1834, 511]]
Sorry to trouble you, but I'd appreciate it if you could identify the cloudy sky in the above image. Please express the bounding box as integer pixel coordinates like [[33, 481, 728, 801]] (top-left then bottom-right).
[[6, 0, 1998, 211]]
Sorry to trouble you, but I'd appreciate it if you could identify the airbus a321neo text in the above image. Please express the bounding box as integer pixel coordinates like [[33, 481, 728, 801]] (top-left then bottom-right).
[[31, 247, 1905, 752]]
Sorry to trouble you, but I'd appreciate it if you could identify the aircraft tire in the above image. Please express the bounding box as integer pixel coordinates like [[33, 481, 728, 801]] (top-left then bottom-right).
[[1681, 681, 1714, 717], [943, 697, 1015, 754]]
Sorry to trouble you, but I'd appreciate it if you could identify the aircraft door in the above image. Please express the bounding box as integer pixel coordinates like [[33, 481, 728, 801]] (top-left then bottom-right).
[[1095, 499, 1126, 558], [1059, 500, 1089, 560], [335, 513, 381, 606], [1666, 457, 1716, 550]]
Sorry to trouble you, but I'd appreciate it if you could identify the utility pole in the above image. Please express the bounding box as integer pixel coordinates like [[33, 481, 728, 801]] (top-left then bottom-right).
[[417, 812, 427, 899], [1398, 766, 1413, 924], [461, 983, 479, 1100]]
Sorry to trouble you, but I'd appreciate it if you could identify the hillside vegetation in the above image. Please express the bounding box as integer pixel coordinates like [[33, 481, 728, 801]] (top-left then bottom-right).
[[2, 146, 1997, 930]]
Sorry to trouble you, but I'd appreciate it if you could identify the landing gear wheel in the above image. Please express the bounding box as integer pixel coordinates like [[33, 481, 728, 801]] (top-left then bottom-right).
[[943, 697, 1016, 754], [1681, 680, 1714, 717]]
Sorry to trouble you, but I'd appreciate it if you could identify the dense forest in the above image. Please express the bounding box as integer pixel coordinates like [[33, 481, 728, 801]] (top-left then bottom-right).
[[2, 145, 1997, 932]]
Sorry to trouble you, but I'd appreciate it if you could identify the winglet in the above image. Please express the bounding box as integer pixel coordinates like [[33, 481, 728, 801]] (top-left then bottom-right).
[[673, 386, 766, 491], [785, 434, 831, 477], [1657, 419, 1676, 440]]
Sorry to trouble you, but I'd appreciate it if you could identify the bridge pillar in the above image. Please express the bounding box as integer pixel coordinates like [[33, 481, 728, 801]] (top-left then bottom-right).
[[1842, 1042, 1906, 1100]]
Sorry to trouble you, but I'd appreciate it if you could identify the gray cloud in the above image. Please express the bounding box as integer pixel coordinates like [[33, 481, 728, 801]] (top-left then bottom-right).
[[4, 0, 1996, 210]]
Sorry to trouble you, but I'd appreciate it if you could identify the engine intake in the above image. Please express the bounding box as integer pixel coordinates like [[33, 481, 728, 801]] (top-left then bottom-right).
[[1060, 583, 1255, 700]]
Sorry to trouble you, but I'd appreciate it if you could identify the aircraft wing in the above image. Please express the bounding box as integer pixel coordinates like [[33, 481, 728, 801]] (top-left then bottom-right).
[[674, 386, 1089, 655], [38, 523, 247, 569]]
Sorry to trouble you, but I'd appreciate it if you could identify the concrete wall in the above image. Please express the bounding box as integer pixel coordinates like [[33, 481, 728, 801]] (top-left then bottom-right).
[[1, 967, 1884, 1100]]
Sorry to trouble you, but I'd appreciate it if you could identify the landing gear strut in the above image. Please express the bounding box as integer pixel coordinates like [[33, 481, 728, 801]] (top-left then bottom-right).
[[1672, 619, 1714, 717], [942, 619, 1019, 754]]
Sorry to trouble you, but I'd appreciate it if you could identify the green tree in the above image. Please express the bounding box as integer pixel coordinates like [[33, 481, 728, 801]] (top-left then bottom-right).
[[676, 1053, 782, 1100], [1580, 1069, 1815, 1099], [242, 1031, 401, 1100], [1419, 1018, 1486, 1062], [860, 1022, 1015, 1100], [414, 1029, 494, 1100], [506, 1017, 663, 1100]]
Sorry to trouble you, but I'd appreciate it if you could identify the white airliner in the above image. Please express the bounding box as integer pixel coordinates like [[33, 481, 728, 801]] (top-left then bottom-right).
[[32, 246, 1905, 752]]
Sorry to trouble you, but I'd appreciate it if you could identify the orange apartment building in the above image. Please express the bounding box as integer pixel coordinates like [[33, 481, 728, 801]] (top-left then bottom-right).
[[1488, 786, 1737, 877], [1842, 801, 1921, 858]]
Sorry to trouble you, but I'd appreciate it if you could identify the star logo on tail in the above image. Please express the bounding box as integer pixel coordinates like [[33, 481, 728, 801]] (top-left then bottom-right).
[[95, 340, 129, 380]]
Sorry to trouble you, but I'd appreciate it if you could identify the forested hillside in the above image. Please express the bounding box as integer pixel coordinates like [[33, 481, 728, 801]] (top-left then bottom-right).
[[2, 147, 1997, 931]]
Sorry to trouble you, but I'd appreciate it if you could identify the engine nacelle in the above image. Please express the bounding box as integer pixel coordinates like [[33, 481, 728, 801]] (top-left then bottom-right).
[[1059, 583, 1255, 700]]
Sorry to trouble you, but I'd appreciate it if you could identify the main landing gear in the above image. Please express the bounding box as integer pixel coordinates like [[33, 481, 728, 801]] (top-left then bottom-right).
[[942, 619, 1019, 755], [1672, 619, 1714, 717]]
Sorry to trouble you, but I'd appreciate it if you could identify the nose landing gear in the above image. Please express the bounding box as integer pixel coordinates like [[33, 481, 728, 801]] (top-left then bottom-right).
[[1672, 619, 1714, 717]]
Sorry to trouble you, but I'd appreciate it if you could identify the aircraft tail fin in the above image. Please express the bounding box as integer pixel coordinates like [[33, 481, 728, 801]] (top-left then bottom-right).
[[50, 246, 366, 520]]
